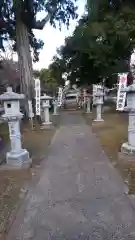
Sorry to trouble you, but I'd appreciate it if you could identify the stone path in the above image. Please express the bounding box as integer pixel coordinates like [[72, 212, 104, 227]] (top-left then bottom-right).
[[8, 111, 135, 239]]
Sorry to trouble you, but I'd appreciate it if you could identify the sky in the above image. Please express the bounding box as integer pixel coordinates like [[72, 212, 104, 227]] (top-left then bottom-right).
[[33, 0, 86, 70]]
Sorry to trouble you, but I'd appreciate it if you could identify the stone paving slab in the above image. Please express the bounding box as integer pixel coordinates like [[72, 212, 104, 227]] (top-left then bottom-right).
[[8, 111, 135, 239]]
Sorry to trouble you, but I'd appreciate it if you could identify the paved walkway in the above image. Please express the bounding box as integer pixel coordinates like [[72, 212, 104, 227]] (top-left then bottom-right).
[[8, 111, 135, 239]]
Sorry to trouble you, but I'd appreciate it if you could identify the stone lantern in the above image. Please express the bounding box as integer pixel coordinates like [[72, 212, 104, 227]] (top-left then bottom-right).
[[120, 49, 135, 157], [0, 87, 31, 168], [85, 94, 92, 114], [93, 85, 104, 122], [53, 99, 60, 116], [40, 94, 52, 128]]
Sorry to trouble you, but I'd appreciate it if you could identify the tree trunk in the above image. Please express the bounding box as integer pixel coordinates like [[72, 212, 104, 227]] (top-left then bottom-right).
[[16, 19, 34, 117], [87, 0, 99, 19]]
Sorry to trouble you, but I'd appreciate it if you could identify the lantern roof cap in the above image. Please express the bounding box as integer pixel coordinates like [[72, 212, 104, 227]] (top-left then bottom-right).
[[0, 87, 24, 101]]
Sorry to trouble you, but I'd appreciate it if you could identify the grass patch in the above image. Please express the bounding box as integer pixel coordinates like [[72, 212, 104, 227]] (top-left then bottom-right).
[[0, 114, 59, 236], [0, 170, 30, 236], [92, 112, 128, 160], [22, 120, 56, 166], [85, 108, 135, 195]]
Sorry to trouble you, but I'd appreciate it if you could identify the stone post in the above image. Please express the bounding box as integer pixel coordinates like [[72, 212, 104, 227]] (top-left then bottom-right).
[[120, 49, 135, 158], [86, 95, 92, 114], [40, 101, 44, 122], [40, 94, 52, 128], [0, 87, 31, 168], [83, 89, 87, 109], [94, 86, 104, 122], [53, 99, 60, 116], [76, 92, 79, 109]]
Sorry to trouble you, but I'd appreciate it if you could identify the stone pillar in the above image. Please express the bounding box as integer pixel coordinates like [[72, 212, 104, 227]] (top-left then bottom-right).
[[8, 120, 22, 152], [76, 93, 79, 109], [121, 90, 135, 157], [6, 116, 30, 167], [96, 104, 102, 120], [83, 89, 87, 109], [128, 111, 135, 146], [40, 105, 44, 122], [120, 49, 135, 158], [94, 87, 104, 122], [86, 96, 92, 114], [53, 100, 60, 116], [44, 106, 50, 123], [0, 87, 31, 168], [43, 101, 52, 124]]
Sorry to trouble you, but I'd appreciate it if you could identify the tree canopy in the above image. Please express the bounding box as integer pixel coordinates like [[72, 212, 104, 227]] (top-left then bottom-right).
[[50, 0, 135, 88], [34, 67, 59, 95], [0, 0, 78, 61]]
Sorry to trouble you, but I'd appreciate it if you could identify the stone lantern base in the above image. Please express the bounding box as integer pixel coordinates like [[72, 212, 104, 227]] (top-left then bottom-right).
[[40, 121, 54, 129], [121, 142, 135, 158], [53, 111, 60, 116], [93, 103, 104, 123], [93, 118, 104, 122], [85, 107, 92, 114], [6, 149, 31, 169], [53, 103, 60, 116]]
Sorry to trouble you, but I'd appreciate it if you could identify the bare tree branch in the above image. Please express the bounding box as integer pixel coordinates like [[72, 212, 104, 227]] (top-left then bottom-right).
[[32, 7, 57, 30], [32, 14, 51, 29]]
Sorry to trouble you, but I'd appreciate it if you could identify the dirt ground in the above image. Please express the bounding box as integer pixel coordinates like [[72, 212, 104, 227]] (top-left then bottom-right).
[[0, 115, 59, 238], [85, 106, 135, 195]]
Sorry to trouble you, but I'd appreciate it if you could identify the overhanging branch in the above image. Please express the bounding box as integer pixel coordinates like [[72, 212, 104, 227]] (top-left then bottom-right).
[[0, 5, 56, 31], [32, 6, 57, 30], [32, 13, 51, 30]]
